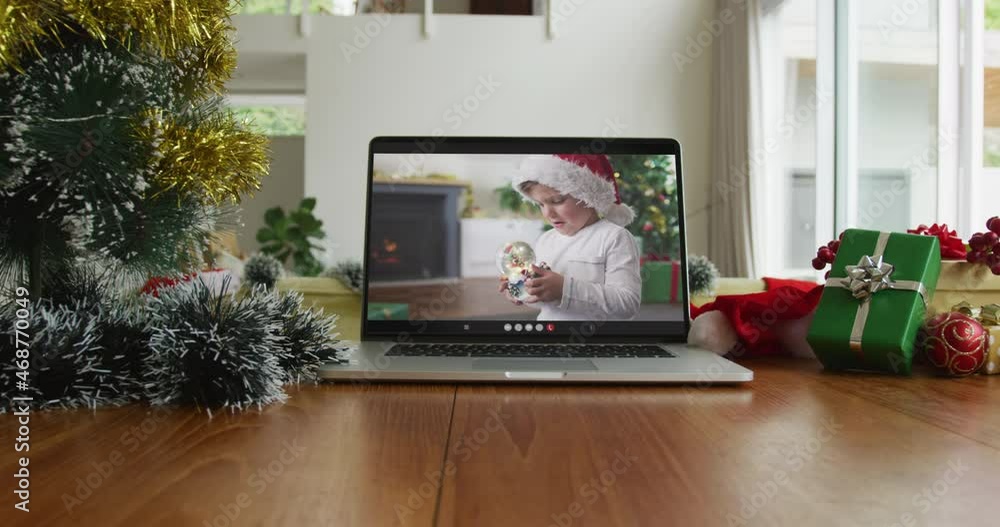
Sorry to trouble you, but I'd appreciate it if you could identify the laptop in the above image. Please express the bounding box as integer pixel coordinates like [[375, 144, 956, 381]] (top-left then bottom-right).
[[319, 137, 753, 383]]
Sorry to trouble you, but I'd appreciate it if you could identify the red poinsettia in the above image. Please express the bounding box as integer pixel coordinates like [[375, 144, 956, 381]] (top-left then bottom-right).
[[907, 224, 967, 260]]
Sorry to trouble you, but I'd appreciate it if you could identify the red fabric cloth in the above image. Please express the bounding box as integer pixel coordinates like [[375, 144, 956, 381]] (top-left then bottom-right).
[[140, 269, 223, 297], [690, 278, 823, 357]]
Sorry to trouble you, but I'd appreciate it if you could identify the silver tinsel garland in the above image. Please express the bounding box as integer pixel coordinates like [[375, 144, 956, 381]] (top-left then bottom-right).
[[1, 275, 342, 414]]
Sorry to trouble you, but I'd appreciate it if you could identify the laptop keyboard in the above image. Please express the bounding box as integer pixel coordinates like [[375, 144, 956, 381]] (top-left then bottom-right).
[[385, 343, 676, 358]]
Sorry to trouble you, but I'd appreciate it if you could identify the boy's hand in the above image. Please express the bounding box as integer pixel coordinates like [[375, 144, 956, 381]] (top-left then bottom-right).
[[524, 265, 564, 303], [498, 275, 527, 305]]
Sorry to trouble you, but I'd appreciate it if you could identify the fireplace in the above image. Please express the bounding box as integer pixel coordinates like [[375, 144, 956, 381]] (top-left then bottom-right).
[[369, 182, 463, 281]]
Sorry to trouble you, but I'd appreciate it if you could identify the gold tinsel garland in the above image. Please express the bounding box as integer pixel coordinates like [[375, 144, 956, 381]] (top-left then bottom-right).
[[0, 0, 236, 94], [135, 109, 270, 206]]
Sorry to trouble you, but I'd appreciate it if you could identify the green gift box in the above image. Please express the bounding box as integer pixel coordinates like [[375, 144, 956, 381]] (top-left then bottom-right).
[[806, 229, 941, 375], [367, 302, 409, 321], [640, 261, 682, 304]]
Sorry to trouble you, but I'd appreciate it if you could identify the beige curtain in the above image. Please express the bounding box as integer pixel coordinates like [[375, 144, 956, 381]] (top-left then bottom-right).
[[708, 0, 786, 278], [709, 0, 756, 277]]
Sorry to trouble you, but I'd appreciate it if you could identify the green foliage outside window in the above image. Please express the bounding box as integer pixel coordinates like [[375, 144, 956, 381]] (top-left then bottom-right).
[[987, 143, 1000, 168], [988, 0, 1000, 30], [232, 0, 334, 14], [984, 1, 1000, 166], [232, 105, 306, 136]]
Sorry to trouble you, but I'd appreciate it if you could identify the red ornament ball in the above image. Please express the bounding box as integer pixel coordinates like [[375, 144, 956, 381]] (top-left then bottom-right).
[[922, 313, 987, 376], [642, 222, 654, 232]]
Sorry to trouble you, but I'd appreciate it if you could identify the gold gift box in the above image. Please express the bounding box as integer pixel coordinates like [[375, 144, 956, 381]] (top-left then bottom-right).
[[928, 261, 1000, 316], [984, 327, 1000, 375]]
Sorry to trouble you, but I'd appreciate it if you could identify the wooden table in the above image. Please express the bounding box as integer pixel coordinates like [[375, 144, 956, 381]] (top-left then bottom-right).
[[6, 358, 1000, 527]]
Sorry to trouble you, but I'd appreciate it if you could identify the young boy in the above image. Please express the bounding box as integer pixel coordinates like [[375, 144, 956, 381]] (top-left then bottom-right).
[[497, 154, 642, 321]]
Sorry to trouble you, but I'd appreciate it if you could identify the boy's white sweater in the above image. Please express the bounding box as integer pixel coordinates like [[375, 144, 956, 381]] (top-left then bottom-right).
[[532, 219, 642, 321]]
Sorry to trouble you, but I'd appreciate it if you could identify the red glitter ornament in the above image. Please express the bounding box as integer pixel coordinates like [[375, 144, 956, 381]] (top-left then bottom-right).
[[922, 312, 987, 376]]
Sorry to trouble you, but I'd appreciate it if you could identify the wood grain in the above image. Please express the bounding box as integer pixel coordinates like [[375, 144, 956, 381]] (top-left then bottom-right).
[[6, 359, 1000, 527], [435, 359, 1000, 527], [2, 384, 455, 527], [812, 366, 1000, 449]]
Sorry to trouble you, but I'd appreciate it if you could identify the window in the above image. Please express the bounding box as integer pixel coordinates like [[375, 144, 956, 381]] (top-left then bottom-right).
[[777, 0, 820, 276], [234, 0, 357, 15], [983, 0, 1000, 229], [760, 0, 988, 278], [855, 1, 939, 231], [229, 96, 307, 136]]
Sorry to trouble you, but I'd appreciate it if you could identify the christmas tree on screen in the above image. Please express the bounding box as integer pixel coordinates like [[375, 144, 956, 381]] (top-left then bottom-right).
[[611, 155, 680, 259]]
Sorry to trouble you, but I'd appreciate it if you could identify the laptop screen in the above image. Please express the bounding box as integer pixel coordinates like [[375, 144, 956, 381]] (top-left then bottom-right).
[[363, 138, 688, 342]]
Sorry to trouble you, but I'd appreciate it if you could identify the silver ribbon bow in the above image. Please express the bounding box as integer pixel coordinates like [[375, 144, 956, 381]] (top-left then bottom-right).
[[843, 255, 894, 301]]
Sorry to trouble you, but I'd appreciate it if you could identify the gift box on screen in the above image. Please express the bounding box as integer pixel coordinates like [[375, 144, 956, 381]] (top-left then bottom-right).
[[640, 259, 682, 304], [367, 302, 409, 321], [807, 229, 941, 375]]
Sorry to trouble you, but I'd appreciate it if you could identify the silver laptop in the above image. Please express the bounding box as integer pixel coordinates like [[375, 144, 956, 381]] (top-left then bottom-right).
[[320, 137, 752, 383]]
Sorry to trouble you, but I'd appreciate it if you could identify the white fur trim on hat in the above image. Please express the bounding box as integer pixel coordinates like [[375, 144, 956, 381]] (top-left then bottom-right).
[[603, 202, 635, 226], [512, 155, 634, 226]]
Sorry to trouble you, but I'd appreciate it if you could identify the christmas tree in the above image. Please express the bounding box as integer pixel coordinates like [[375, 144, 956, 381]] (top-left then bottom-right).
[[0, 3, 351, 412], [0, 0, 269, 299], [611, 155, 680, 258]]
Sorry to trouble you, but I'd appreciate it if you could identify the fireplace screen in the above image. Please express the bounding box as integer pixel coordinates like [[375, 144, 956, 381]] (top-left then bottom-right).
[[369, 186, 461, 281]]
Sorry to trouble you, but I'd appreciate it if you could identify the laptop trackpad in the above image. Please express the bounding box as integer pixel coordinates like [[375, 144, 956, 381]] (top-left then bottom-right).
[[471, 359, 598, 371]]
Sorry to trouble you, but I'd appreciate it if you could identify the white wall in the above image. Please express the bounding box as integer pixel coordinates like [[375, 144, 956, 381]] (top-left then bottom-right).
[[305, 0, 715, 262], [373, 153, 534, 217], [238, 136, 306, 255]]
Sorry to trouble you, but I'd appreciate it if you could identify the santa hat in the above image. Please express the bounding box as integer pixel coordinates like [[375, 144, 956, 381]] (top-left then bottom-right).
[[512, 154, 635, 227]]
